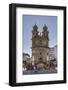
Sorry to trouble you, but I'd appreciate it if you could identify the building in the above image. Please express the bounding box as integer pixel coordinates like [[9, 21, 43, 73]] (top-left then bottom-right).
[[48, 45, 57, 60], [54, 45, 57, 60], [23, 53, 30, 62], [31, 24, 49, 69], [48, 46, 57, 68], [23, 53, 31, 70]]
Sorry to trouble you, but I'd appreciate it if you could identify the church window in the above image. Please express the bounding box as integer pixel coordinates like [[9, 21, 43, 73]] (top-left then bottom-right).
[[40, 52, 42, 55]]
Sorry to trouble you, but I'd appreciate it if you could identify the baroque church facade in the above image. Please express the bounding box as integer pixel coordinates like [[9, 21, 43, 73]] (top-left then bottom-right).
[[32, 24, 49, 69]]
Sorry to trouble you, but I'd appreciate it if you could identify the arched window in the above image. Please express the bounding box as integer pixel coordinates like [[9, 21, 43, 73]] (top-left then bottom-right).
[[40, 52, 42, 55], [39, 58, 42, 63]]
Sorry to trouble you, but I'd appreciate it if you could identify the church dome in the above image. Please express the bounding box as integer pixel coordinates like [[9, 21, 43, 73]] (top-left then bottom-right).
[[43, 24, 48, 30], [33, 24, 38, 30]]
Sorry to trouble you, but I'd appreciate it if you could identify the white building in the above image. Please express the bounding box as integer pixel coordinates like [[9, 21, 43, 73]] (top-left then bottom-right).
[[48, 45, 57, 60], [23, 53, 31, 70], [23, 53, 30, 62]]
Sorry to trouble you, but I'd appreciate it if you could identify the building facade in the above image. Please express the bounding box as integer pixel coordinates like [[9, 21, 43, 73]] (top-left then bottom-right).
[[32, 24, 49, 69], [23, 53, 30, 62], [48, 45, 57, 60]]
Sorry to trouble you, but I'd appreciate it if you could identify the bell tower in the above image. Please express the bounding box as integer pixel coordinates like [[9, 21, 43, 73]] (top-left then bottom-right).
[[32, 24, 38, 37], [32, 24, 49, 69], [32, 24, 39, 48], [42, 24, 49, 47], [42, 24, 49, 37]]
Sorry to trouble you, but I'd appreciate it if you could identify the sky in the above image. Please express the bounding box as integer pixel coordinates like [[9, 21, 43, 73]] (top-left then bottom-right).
[[23, 15, 57, 56]]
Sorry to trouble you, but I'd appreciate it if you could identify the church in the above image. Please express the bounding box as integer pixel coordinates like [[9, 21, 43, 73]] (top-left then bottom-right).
[[31, 24, 49, 69]]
